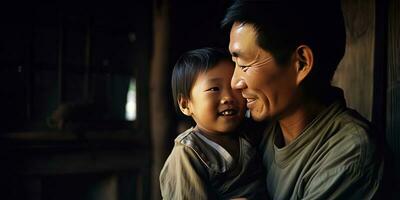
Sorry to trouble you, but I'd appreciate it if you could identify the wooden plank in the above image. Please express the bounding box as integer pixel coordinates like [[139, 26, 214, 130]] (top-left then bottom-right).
[[332, 0, 375, 120]]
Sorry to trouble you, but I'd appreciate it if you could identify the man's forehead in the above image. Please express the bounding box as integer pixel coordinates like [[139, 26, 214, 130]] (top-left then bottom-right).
[[229, 22, 259, 57]]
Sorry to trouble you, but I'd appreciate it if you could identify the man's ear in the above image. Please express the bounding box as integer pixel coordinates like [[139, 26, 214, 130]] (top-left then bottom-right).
[[294, 45, 314, 85], [178, 97, 192, 116]]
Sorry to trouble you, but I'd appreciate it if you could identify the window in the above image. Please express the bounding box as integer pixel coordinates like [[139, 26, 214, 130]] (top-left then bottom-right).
[[125, 78, 137, 121]]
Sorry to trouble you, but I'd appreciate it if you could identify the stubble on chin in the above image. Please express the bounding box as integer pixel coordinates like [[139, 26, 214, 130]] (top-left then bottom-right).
[[250, 102, 269, 121]]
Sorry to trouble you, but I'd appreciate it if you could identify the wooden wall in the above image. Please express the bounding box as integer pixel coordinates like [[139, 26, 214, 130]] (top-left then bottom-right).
[[333, 0, 375, 120], [335, 0, 400, 196]]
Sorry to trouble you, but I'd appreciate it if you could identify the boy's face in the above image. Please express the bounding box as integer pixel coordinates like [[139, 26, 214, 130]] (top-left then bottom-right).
[[181, 60, 246, 135]]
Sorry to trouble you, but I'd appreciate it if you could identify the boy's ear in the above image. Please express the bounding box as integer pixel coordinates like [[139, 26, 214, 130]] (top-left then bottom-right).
[[294, 45, 314, 85], [178, 97, 192, 116]]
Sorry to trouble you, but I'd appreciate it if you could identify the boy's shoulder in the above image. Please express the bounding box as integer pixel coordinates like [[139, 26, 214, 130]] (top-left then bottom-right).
[[173, 127, 214, 170], [174, 128, 213, 157], [172, 127, 238, 173], [174, 127, 207, 159], [175, 127, 196, 144]]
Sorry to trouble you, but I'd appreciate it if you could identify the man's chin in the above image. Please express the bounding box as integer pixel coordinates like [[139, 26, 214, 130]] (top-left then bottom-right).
[[249, 112, 264, 121], [249, 110, 271, 122]]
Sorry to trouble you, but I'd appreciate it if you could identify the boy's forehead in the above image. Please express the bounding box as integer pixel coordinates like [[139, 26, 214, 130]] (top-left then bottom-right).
[[198, 61, 233, 80]]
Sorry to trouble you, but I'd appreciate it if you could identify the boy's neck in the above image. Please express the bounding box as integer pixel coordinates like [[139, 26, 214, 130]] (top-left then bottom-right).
[[194, 126, 238, 143]]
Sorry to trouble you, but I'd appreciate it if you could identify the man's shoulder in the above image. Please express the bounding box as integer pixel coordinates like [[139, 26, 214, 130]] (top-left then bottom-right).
[[328, 108, 373, 147], [305, 109, 383, 199], [336, 108, 371, 132], [321, 108, 379, 167]]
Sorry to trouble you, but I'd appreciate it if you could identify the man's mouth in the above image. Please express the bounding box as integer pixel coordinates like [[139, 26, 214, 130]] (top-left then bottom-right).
[[242, 94, 256, 103], [245, 98, 256, 103], [218, 109, 238, 116]]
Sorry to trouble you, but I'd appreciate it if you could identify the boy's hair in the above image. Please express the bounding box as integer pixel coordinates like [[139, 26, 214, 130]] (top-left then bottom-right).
[[221, 0, 346, 98], [171, 47, 231, 112]]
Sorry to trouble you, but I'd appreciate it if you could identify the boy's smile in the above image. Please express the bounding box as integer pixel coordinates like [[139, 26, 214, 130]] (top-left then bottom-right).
[[218, 108, 238, 116]]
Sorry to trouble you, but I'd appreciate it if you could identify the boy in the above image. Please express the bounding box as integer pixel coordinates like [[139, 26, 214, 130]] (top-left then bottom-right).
[[160, 48, 267, 199]]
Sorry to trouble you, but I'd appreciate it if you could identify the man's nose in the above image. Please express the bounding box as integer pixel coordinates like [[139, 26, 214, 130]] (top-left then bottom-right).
[[231, 67, 246, 90]]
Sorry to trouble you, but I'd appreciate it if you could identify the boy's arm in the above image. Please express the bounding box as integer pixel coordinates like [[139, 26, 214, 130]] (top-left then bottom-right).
[[159, 144, 212, 200]]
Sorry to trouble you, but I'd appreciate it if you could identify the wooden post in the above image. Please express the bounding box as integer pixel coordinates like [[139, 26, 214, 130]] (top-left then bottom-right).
[[84, 18, 92, 100], [386, 0, 400, 195], [57, 12, 65, 104], [150, 0, 170, 199]]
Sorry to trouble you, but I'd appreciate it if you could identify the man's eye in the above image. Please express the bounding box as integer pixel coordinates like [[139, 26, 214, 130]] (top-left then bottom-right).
[[207, 87, 219, 91], [238, 65, 249, 71]]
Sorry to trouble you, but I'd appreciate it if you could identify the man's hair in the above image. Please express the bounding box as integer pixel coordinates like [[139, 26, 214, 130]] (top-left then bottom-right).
[[222, 0, 346, 96], [171, 47, 231, 112]]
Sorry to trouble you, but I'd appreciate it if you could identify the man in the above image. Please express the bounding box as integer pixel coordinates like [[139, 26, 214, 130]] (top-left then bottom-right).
[[222, 0, 383, 199]]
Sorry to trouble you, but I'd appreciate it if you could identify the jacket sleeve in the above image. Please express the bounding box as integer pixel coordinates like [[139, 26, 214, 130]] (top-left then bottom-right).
[[159, 144, 212, 200]]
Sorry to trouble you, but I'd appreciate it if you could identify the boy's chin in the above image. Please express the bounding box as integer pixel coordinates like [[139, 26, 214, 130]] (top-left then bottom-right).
[[218, 125, 240, 134]]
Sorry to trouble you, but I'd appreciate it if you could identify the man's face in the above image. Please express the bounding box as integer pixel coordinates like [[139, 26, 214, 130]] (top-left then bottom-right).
[[229, 22, 300, 121]]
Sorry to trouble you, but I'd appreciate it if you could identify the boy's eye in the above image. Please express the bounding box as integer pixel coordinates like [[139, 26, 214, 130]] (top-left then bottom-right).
[[206, 87, 219, 92]]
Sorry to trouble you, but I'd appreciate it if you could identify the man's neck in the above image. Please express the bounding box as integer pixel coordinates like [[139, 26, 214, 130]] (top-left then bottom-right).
[[278, 100, 326, 146]]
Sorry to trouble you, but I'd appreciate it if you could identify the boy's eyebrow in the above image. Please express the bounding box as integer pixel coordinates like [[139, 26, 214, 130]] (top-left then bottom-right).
[[206, 77, 223, 83]]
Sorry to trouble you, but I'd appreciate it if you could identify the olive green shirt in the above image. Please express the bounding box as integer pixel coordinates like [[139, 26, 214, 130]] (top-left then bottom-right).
[[259, 95, 383, 200], [160, 127, 267, 200]]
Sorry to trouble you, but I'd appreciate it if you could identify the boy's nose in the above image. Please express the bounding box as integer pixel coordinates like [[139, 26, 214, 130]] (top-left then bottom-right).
[[220, 96, 234, 104]]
